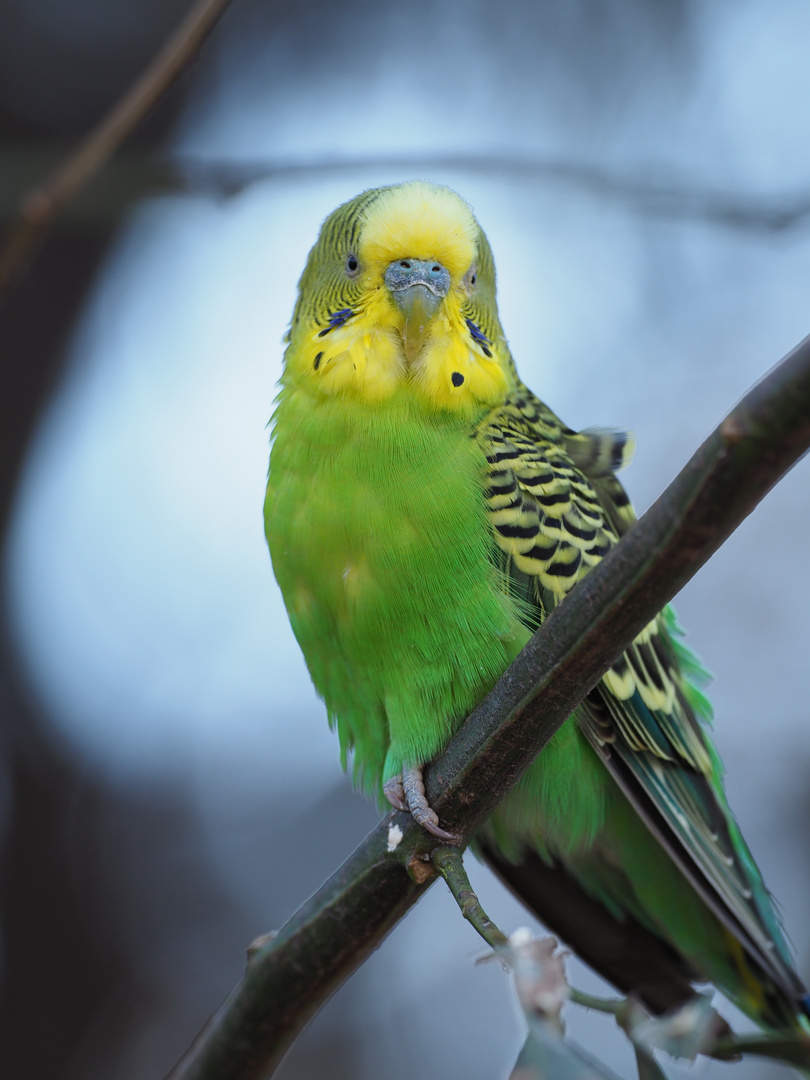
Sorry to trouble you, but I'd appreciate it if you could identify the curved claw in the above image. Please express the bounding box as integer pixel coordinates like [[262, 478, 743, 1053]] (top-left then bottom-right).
[[383, 774, 408, 813], [411, 808, 461, 843], [402, 765, 461, 844]]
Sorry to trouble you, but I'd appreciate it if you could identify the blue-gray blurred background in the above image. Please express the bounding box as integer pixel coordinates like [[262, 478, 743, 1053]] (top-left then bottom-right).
[[1, 2, 809, 1078]]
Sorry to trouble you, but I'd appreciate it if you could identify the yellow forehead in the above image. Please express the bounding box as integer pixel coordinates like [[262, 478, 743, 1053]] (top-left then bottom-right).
[[358, 182, 478, 279]]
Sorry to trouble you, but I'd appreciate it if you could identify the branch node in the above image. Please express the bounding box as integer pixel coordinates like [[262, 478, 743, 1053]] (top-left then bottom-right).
[[246, 930, 277, 962], [406, 854, 435, 884], [720, 412, 751, 444]]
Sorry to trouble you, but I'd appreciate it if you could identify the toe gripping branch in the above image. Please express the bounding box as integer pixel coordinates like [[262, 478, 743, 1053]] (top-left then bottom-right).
[[384, 764, 461, 843]]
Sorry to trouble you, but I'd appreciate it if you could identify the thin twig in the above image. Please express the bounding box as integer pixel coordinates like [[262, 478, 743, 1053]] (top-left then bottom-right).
[[0, 0, 235, 302], [166, 334, 810, 1080], [708, 1031, 810, 1067], [569, 989, 625, 1016], [431, 846, 509, 950]]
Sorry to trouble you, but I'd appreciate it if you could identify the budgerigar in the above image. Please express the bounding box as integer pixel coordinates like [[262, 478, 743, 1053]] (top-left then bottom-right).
[[265, 181, 808, 1028]]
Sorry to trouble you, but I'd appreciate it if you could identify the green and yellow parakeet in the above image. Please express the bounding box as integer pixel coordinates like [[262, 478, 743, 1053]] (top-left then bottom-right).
[[264, 181, 808, 1028]]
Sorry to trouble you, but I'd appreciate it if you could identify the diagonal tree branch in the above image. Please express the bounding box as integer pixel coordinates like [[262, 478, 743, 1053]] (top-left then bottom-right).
[[166, 334, 810, 1080], [0, 0, 235, 304]]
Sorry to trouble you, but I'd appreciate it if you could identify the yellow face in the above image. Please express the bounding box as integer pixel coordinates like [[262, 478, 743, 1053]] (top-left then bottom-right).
[[285, 182, 514, 412]]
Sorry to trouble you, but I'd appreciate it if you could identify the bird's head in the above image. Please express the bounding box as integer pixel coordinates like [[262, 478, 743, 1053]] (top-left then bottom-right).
[[284, 182, 516, 411]]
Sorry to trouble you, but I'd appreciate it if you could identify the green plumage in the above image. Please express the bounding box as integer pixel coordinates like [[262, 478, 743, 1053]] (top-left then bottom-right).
[[268, 390, 526, 788], [265, 181, 807, 1030]]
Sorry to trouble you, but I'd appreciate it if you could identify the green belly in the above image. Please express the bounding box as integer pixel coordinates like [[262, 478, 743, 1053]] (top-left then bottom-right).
[[266, 385, 527, 798]]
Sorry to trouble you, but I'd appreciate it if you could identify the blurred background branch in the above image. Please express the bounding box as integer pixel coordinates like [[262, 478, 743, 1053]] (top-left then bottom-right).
[[6, 148, 810, 234], [0, 0, 235, 302]]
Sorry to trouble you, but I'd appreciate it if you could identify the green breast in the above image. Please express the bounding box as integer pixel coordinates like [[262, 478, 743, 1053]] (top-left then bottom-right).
[[265, 384, 527, 797]]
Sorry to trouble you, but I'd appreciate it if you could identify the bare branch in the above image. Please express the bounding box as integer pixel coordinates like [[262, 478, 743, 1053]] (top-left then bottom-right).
[[0, 0, 235, 303], [166, 334, 810, 1079], [431, 846, 509, 950]]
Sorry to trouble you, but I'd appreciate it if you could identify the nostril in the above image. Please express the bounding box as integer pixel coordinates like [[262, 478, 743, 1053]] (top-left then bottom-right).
[[385, 259, 450, 298]]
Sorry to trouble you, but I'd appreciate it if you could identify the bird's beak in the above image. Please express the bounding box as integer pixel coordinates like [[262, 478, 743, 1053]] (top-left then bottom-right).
[[385, 258, 451, 362]]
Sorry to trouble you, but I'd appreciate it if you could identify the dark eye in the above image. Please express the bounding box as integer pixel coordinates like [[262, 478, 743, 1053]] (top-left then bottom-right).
[[346, 253, 360, 276], [470, 273, 476, 285]]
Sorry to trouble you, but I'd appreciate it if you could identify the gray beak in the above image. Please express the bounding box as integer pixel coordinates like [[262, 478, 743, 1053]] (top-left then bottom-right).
[[385, 258, 451, 362]]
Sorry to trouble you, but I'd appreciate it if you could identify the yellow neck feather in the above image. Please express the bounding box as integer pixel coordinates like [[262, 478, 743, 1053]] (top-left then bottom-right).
[[286, 289, 509, 411]]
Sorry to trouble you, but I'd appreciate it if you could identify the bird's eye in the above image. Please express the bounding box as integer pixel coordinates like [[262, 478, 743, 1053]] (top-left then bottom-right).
[[464, 264, 478, 291], [345, 253, 360, 276]]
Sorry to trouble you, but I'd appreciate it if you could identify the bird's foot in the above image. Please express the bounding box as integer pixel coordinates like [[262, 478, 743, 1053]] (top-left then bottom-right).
[[382, 774, 408, 812], [384, 764, 460, 843]]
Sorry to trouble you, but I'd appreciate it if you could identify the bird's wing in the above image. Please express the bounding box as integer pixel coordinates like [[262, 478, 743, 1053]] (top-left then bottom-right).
[[474, 386, 804, 1004]]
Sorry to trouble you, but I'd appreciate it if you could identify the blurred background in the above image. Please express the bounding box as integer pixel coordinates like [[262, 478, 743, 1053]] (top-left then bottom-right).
[[1, 1, 809, 1077]]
